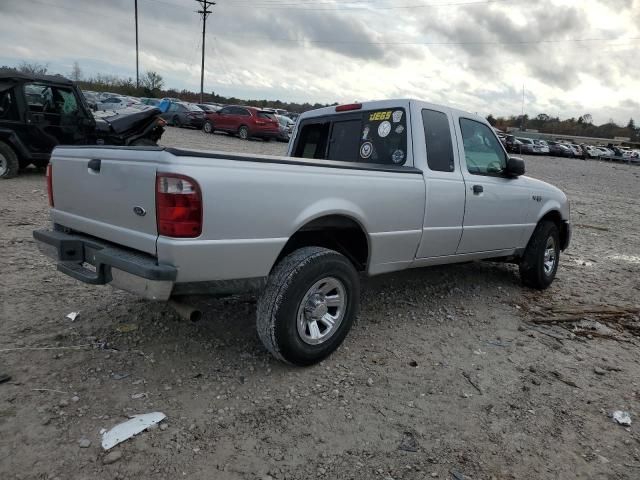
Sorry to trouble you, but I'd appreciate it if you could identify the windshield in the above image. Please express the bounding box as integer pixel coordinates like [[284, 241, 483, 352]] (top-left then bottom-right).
[[186, 103, 203, 112]]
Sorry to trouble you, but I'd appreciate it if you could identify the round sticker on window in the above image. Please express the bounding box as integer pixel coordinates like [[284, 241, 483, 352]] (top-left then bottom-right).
[[391, 149, 405, 164], [392, 110, 403, 123], [395, 124, 405, 135], [360, 142, 373, 159], [378, 121, 391, 138]]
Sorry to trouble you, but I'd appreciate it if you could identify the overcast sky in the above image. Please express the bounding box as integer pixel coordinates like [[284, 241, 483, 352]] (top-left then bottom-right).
[[1, 0, 639, 124]]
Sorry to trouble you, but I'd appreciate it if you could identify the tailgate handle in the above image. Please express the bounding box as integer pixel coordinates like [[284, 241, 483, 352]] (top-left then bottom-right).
[[88, 158, 101, 172]]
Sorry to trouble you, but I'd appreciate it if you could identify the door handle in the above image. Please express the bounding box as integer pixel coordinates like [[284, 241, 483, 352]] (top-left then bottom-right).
[[88, 158, 101, 172], [473, 185, 483, 194]]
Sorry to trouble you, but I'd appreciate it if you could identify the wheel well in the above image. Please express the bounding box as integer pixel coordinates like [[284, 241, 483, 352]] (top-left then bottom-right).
[[277, 215, 369, 271], [540, 210, 568, 250]]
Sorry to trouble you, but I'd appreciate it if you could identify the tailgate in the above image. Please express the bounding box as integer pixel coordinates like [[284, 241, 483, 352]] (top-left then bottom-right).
[[50, 147, 160, 255]]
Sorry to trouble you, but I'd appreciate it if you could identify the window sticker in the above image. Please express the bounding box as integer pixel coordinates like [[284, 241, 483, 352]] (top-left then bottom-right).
[[391, 149, 405, 164], [378, 121, 392, 138], [360, 141, 373, 159], [395, 124, 405, 135], [369, 111, 392, 121], [392, 110, 403, 123], [362, 125, 370, 140]]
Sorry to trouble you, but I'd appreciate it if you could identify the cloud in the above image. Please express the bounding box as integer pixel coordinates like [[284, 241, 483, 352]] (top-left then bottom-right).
[[0, 0, 638, 124]]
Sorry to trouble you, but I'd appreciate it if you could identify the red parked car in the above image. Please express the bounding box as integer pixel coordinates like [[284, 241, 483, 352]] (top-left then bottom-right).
[[203, 105, 280, 140]]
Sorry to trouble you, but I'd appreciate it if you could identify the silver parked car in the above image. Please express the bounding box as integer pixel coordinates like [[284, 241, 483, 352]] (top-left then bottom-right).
[[35, 99, 570, 365]]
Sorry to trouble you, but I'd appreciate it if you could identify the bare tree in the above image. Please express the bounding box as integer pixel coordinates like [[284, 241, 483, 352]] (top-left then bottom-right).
[[70, 61, 82, 81], [141, 71, 164, 92], [18, 62, 48, 75], [581, 114, 593, 124]]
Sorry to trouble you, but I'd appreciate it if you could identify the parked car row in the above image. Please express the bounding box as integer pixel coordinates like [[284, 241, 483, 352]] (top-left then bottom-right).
[[82, 91, 301, 142], [499, 133, 639, 161]]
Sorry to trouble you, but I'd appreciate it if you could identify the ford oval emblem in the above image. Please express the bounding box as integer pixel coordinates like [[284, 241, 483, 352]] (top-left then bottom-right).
[[133, 206, 146, 217]]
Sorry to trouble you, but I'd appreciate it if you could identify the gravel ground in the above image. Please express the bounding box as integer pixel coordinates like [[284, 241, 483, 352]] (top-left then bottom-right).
[[1, 126, 639, 480]]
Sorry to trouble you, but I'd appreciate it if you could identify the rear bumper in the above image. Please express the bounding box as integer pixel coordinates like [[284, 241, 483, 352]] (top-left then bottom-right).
[[253, 129, 280, 139], [33, 229, 177, 300]]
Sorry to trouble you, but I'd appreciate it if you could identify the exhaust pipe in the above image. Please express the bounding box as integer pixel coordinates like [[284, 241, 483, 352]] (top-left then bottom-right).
[[168, 299, 203, 322]]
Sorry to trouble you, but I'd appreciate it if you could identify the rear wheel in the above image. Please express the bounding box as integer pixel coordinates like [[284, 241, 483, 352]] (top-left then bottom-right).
[[257, 247, 360, 366], [173, 116, 181, 128], [0, 141, 19, 179], [238, 125, 249, 140], [519, 220, 560, 289], [203, 121, 214, 134]]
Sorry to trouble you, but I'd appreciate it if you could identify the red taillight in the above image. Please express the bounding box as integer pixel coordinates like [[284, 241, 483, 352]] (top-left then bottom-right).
[[46, 163, 54, 207], [156, 173, 202, 238], [335, 103, 362, 112]]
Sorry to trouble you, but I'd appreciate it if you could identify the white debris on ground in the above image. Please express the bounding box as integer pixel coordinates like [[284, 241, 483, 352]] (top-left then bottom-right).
[[101, 412, 167, 450]]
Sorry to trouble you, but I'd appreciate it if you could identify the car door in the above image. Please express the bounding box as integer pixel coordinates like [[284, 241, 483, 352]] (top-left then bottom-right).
[[455, 116, 530, 254], [235, 107, 252, 132], [415, 108, 466, 258], [215, 106, 233, 131]]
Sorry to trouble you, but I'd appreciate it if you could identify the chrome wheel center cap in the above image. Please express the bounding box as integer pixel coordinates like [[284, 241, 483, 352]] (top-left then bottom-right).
[[305, 295, 328, 320]]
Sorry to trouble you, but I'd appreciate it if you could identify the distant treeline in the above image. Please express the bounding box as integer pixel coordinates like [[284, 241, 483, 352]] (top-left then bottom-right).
[[4, 62, 333, 113], [487, 113, 638, 141]]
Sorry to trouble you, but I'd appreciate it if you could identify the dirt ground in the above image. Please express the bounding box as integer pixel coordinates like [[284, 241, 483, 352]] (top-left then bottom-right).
[[1, 126, 639, 480]]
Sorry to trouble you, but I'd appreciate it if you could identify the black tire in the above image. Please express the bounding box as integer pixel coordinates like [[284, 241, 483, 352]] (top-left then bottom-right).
[[257, 247, 360, 366], [173, 116, 181, 128], [519, 220, 560, 290], [203, 121, 214, 134], [130, 138, 157, 147], [238, 125, 249, 140], [0, 141, 19, 179]]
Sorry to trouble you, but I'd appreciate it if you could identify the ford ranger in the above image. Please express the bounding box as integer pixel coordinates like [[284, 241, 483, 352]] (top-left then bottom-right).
[[33, 99, 571, 366]]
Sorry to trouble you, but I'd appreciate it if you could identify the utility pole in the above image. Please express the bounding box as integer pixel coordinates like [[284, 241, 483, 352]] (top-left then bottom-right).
[[135, 0, 139, 88], [196, 0, 214, 103]]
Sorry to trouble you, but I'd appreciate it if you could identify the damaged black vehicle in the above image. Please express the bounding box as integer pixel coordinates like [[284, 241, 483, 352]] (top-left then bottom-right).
[[0, 69, 165, 179]]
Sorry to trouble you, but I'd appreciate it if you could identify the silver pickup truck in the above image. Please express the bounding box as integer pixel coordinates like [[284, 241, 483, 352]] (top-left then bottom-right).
[[34, 99, 571, 365]]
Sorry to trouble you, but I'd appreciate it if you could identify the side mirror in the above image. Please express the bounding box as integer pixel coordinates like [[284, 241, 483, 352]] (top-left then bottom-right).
[[506, 157, 525, 177]]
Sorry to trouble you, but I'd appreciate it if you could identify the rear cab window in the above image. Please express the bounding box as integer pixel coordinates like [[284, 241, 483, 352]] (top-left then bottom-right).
[[293, 107, 408, 166]]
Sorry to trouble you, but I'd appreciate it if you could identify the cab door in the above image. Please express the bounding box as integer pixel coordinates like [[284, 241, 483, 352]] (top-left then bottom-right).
[[454, 117, 530, 254], [415, 108, 466, 258]]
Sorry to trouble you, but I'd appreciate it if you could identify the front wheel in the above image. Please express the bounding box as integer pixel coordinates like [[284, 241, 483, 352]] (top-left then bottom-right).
[[238, 125, 249, 140], [203, 121, 214, 134], [172, 116, 181, 128], [519, 220, 560, 289], [257, 247, 360, 366]]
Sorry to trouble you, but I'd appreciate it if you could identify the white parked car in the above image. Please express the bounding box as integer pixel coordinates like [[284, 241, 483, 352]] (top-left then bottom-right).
[[96, 96, 129, 111]]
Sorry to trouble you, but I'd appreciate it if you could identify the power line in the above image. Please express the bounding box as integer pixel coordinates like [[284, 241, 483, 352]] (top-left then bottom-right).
[[214, 0, 514, 10], [209, 33, 640, 47]]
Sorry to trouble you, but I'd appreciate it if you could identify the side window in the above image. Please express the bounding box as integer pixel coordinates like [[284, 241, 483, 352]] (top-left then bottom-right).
[[168, 103, 178, 112], [0, 88, 18, 120], [219, 106, 231, 115], [238, 108, 250, 116], [459, 118, 506, 175], [422, 109, 454, 172], [24, 83, 51, 113], [56, 88, 79, 115]]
